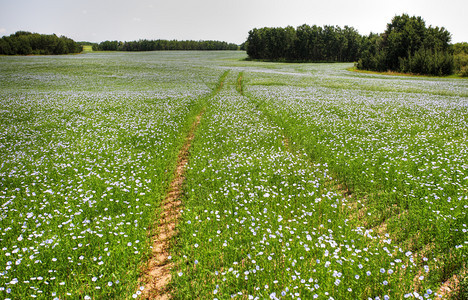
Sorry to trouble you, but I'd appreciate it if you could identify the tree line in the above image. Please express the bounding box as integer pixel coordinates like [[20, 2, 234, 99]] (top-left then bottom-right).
[[357, 14, 454, 76], [0, 31, 82, 55], [246, 25, 362, 62], [246, 14, 465, 76], [93, 39, 239, 51]]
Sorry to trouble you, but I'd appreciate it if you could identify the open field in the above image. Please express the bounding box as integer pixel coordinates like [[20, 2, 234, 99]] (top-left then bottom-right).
[[0, 51, 467, 299], [82, 46, 93, 52]]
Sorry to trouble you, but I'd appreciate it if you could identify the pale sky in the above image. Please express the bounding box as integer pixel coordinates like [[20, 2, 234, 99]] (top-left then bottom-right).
[[0, 0, 467, 44]]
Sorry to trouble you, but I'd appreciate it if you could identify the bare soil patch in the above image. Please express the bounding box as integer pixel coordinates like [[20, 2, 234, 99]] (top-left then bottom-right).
[[139, 110, 204, 299]]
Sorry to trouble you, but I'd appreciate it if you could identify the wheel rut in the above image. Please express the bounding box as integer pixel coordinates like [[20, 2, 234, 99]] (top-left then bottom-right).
[[138, 71, 228, 299]]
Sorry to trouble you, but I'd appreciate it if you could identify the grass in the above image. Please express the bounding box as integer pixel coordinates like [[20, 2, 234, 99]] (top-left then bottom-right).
[[245, 68, 467, 298], [347, 66, 466, 79], [0, 51, 466, 299]]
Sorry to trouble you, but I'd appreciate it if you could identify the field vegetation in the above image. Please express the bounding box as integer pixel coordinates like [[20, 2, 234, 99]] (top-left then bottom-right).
[[0, 51, 467, 299]]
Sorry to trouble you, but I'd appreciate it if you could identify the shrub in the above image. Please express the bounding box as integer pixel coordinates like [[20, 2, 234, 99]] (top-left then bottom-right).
[[454, 53, 468, 77], [399, 48, 454, 76]]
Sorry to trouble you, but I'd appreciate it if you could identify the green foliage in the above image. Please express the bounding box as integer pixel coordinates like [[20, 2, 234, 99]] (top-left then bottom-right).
[[398, 48, 454, 76], [356, 33, 386, 71], [453, 42, 468, 55], [246, 24, 362, 62], [357, 14, 454, 76], [459, 275, 468, 300], [78, 41, 98, 51], [97, 40, 121, 51], [455, 55, 468, 77], [0, 31, 82, 55], [453, 43, 468, 77], [94, 39, 239, 51]]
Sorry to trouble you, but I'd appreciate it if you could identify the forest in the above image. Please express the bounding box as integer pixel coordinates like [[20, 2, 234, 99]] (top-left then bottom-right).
[[246, 25, 362, 62], [0, 31, 82, 55], [93, 39, 239, 51], [357, 14, 454, 76], [246, 14, 466, 76]]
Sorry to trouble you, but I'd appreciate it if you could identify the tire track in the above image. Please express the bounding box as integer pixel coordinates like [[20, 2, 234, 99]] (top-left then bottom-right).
[[139, 71, 229, 299]]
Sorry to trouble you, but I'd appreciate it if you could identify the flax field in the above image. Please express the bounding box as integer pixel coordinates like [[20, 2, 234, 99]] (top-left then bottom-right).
[[0, 51, 467, 299]]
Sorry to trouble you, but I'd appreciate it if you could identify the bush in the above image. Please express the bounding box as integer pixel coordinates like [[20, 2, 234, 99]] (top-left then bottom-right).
[[454, 53, 468, 77], [357, 49, 386, 71], [399, 48, 454, 76]]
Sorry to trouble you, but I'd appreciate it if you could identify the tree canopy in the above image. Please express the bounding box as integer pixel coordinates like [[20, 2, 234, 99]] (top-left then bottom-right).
[[246, 25, 363, 62], [93, 39, 239, 51], [0, 31, 82, 55], [357, 14, 453, 75], [246, 15, 457, 76]]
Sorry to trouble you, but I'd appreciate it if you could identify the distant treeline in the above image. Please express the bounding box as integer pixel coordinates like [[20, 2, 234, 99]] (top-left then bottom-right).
[[0, 31, 82, 55], [246, 25, 362, 62], [246, 14, 466, 76], [93, 39, 239, 51]]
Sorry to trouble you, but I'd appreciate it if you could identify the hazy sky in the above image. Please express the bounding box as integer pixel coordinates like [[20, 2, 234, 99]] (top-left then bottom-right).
[[1, 0, 467, 44]]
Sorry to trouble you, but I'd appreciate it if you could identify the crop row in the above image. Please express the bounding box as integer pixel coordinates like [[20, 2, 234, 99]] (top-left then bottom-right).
[[170, 72, 442, 299], [245, 71, 468, 298], [0, 52, 225, 299]]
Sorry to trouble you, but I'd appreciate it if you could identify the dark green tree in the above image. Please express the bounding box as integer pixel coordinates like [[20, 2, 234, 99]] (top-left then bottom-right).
[[357, 14, 454, 75], [0, 31, 82, 55], [246, 24, 362, 62]]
